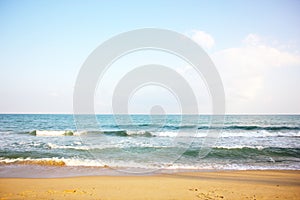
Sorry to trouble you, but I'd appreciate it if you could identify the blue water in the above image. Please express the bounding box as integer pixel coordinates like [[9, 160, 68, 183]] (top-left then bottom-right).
[[0, 114, 299, 176]]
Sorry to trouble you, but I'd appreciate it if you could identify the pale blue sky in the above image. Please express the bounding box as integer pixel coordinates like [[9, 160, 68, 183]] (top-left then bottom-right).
[[0, 0, 300, 114]]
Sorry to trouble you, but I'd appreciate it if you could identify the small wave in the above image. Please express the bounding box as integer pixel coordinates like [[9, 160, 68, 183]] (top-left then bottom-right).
[[223, 125, 300, 131], [126, 130, 153, 137], [0, 158, 66, 166], [219, 130, 300, 138], [28, 130, 130, 137], [183, 147, 300, 158], [149, 131, 300, 138], [28, 130, 154, 137], [213, 145, 265, 150], [0, 157, 108, 167], [87, 130, 153, 137], [25, 129, 300, 138], [153, 131, 179, 137], [47, 143, 91, 150], [101, 130, 128, 137], [162, 125, 198, 130], [29, 130, 80, 136], [201, 125, 300, 131], [103, 124, 198, 130]]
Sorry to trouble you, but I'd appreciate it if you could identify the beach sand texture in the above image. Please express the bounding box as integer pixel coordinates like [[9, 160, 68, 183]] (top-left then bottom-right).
[[0, 170, 299, 200]]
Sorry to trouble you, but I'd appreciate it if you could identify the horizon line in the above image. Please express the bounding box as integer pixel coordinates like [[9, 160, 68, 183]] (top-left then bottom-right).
[[0, 113, 299, 115]]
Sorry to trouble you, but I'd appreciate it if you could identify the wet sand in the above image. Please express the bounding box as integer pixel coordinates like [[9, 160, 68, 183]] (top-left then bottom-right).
[[0, 170, 299, 200]]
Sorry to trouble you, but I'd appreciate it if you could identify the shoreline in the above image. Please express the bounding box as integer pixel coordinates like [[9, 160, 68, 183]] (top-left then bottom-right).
[[1, 163, 299, 178], [0, 170, 299, 199]]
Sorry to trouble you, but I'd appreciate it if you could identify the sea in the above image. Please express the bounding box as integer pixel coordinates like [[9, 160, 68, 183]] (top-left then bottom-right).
[[0, 114, 299, 177]]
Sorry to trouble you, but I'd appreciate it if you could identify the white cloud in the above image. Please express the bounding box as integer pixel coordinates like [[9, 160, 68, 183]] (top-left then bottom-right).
[[190, 30, 215, 49], [215, 34, 300, 70], [212, 34, 300, 113]]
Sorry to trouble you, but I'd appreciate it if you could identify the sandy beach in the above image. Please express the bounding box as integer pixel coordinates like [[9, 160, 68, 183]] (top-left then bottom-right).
[[0, 170, 299, 200]]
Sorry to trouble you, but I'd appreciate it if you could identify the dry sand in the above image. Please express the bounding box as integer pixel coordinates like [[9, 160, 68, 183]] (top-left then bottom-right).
[[0, 170, 299, 200]]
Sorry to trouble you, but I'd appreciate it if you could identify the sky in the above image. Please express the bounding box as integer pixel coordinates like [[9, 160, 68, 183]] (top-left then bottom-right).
[[0, 0, 300, 114]]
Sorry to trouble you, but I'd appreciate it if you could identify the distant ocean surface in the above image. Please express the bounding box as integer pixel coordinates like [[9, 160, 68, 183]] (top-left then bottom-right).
[[0, 114, 299, 177]]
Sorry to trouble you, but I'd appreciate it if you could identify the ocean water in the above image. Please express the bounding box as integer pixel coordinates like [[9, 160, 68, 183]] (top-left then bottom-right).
[[0, 114, 299, 176]]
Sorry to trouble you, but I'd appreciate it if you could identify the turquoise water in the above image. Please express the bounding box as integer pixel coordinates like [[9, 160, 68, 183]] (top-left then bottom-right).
[[0, 114, 299, 176]]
